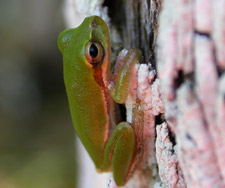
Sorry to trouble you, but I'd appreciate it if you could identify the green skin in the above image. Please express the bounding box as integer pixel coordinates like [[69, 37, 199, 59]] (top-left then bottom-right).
[[58, 16, 142, 186]]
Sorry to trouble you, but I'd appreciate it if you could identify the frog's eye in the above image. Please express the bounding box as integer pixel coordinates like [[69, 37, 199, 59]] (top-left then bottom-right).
[[85, 42, 104, 64]]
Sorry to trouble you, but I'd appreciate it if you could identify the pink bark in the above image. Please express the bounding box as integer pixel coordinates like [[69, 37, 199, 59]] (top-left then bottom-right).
[[195, 0, 212, 33], [176, 83, 224, 188], [157, 0, 225, 187], [213, 0, 225, 69], [137, 64, 164, 166], [156, 122, 186, 188], [216, 74, 225, 180], [157, 1, 178, 132], [176, 0, 194, 73]]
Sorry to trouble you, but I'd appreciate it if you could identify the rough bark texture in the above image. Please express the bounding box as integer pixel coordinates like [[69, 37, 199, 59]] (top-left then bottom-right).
[[62, 0, 225, 187], [157, 0, 225, 187]]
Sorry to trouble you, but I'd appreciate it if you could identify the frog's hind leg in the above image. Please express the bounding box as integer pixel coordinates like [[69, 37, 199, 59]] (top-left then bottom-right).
[[104, 122, 135, 186]]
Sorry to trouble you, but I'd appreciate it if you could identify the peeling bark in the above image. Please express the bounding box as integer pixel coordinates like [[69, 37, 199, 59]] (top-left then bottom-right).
[[156, 122, 186, 188]]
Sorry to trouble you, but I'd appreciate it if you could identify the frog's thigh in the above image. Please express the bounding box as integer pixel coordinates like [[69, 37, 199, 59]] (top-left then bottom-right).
[[105, 122, 135, 186]]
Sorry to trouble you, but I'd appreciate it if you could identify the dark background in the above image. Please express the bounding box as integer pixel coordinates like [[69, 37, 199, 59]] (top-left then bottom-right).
[[0, 0, 77, 187]]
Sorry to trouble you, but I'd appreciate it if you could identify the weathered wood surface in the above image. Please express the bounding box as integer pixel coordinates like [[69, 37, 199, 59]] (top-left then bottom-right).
[[62, 0, 225, 187]]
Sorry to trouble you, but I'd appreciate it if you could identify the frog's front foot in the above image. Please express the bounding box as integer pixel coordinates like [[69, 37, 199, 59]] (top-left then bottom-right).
[[109, 49, 143, 104]]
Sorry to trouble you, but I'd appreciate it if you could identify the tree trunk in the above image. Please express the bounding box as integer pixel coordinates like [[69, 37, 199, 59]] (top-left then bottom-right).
[[157, 0, 225, 187], [61, 0, 225, 187]]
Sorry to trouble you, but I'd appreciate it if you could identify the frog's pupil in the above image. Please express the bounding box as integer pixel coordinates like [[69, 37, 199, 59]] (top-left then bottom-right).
[[89, 44, 98, 58]]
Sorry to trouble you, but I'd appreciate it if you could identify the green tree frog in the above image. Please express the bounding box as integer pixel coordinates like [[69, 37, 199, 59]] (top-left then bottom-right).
[[58, 16, 143, 186]]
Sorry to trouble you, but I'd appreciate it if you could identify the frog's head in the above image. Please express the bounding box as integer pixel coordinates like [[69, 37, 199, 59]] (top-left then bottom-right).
[[58, 16, 111, 64], [58, 15, 112, 87]]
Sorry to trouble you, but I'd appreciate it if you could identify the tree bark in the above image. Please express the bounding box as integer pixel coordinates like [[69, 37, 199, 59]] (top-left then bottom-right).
[[61, 0, 225, 187], [157, 0, 225, 187]]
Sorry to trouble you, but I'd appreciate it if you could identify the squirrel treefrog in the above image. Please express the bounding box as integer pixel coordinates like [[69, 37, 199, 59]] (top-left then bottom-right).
[[58, 16, 143, 186]]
